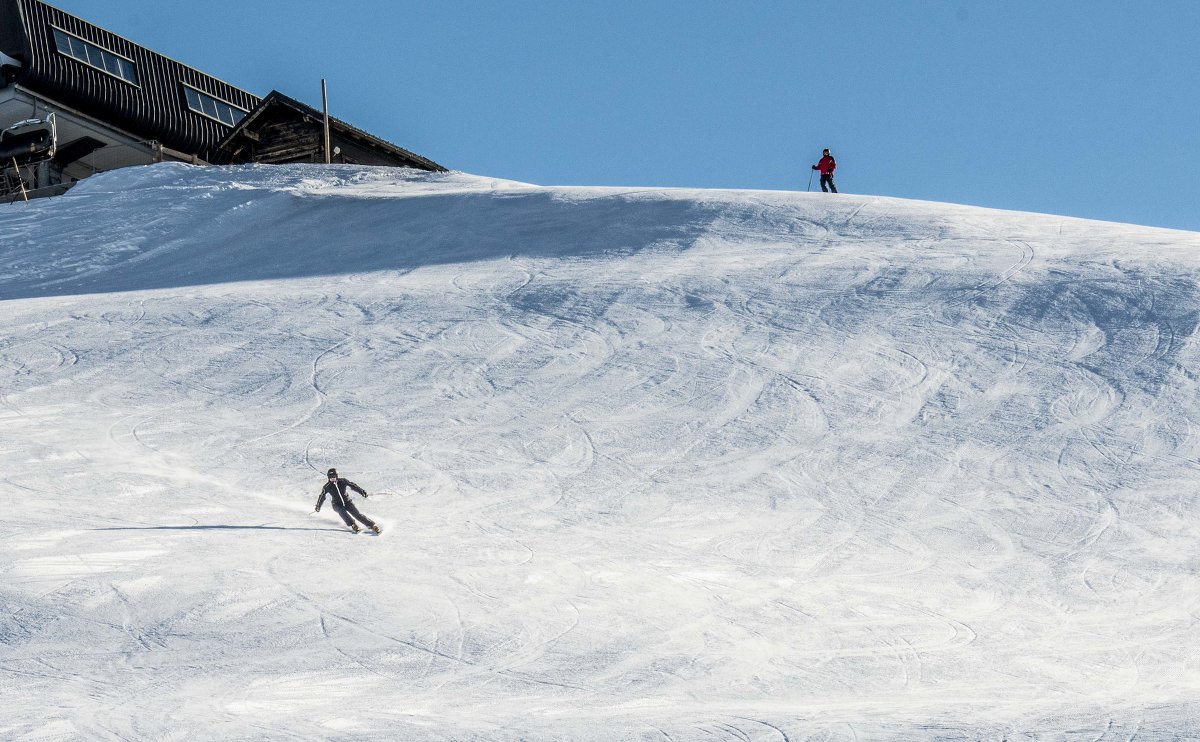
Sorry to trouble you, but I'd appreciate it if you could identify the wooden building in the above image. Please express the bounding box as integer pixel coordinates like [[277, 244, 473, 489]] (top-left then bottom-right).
[[216, 91, 444, 170], [0, 0, 443, 200]]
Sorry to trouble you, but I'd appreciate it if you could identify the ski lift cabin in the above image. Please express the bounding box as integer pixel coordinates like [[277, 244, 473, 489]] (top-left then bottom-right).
[[0, 114, 55, 165], [0, 0, 443, 202], [0, 113, 55, 198]]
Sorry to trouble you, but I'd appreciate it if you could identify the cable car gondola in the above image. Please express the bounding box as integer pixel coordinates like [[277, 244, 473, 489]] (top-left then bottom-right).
[[0, 113, 57, 166]]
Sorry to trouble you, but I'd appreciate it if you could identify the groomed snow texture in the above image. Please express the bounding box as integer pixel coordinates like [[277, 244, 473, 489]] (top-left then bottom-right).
[[3, 164, 1200, 740]]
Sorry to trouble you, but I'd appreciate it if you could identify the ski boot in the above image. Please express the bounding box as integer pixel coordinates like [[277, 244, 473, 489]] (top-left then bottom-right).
[[350, 523, 361, 534], [370, 524, 382, 534]]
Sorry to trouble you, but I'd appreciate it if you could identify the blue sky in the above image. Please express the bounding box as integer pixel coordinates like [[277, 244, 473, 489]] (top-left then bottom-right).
[[51, 0, 1200, 231]]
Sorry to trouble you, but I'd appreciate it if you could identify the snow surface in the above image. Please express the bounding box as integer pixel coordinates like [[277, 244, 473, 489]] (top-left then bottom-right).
[[4, 163, 1200, 740]]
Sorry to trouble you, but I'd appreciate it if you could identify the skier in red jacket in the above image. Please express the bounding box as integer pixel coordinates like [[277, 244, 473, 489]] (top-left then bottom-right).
[[811, 149, 837, 193]]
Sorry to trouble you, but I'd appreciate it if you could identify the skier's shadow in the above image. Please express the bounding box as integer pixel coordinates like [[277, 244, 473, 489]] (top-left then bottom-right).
[[92, 525, 342, 533]]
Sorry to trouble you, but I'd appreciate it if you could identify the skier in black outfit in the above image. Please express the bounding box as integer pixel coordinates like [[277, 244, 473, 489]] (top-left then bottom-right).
[[316, 468, 381, 534]]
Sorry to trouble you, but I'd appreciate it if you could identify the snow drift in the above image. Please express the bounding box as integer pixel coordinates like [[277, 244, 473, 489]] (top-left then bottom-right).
[[3, 163, 1200, 740]]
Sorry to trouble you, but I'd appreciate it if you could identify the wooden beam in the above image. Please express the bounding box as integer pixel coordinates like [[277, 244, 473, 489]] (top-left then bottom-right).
[[255, 143, 321, 162]]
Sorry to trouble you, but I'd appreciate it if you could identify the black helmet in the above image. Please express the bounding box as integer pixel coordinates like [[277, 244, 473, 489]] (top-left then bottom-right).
[[327, 468, 338, 478]]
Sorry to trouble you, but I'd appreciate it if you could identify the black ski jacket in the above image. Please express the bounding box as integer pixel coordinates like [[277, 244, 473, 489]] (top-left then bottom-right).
[[317, 478, 367, 510]]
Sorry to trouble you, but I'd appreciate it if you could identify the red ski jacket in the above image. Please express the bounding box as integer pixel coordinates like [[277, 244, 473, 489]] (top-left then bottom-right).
[[817, 155, 837, 175]]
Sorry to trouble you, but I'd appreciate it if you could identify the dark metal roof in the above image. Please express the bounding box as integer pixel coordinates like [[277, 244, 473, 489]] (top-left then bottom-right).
[[2, 0, 444, 173], [1, 0, 260, 161]]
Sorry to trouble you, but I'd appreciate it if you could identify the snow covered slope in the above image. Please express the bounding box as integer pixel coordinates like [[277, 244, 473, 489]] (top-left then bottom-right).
[[4, 164, 1200, 740]]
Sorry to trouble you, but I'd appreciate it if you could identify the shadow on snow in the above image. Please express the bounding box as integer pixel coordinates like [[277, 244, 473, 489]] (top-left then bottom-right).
[[91, 524, 342, 532], [0, 165, 712, 300]]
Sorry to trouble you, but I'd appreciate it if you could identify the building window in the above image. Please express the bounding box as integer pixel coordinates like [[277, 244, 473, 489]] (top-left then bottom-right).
[[181, 84, 246, 127], [52, 28, 138, 85]]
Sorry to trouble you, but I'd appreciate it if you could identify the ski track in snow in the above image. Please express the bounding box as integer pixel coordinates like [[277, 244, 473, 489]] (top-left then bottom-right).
[[3, 163, 1200, 739]]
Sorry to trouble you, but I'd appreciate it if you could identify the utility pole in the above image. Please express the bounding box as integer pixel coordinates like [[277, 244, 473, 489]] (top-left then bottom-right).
[[321, 79, 331, 164]]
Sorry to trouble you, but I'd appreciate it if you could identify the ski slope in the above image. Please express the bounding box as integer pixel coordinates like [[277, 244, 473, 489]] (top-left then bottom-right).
[[3, 163, 1200, 740]]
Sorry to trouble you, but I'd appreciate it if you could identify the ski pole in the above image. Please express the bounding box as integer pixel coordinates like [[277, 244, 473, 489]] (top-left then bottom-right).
[[807, 169, 814, 192]]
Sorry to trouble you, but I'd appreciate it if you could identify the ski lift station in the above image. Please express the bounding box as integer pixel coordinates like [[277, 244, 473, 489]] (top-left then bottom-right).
[[0, 0, 444, 202]]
